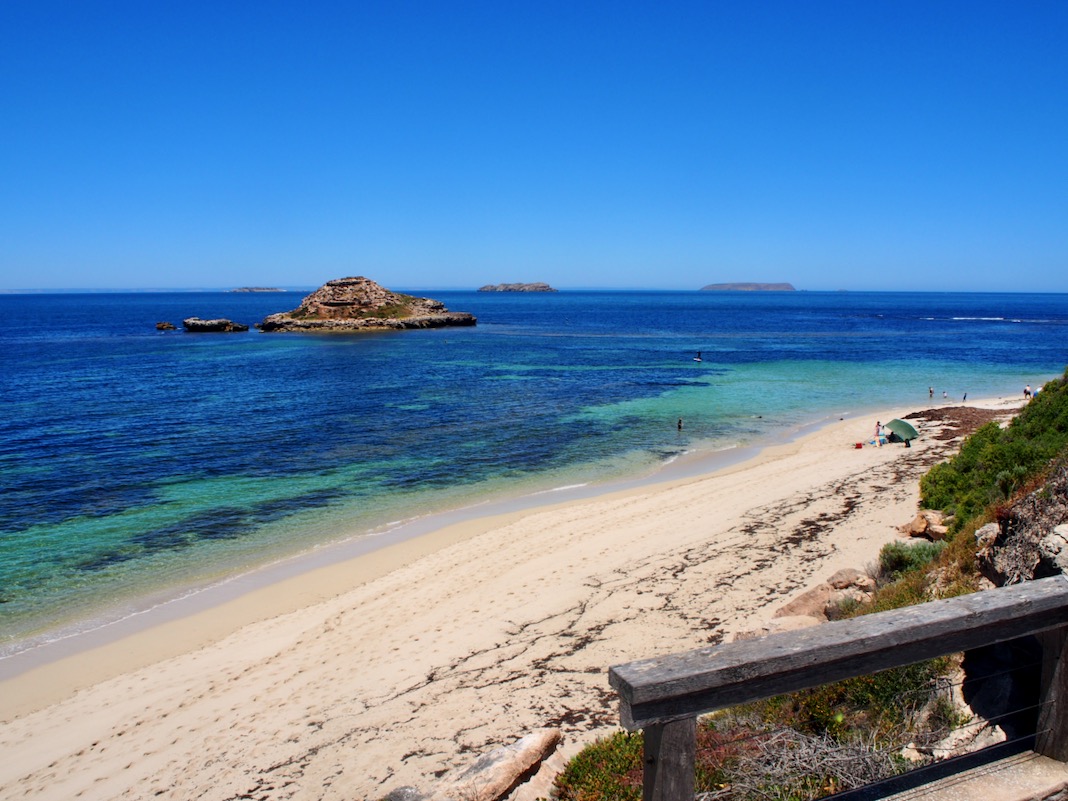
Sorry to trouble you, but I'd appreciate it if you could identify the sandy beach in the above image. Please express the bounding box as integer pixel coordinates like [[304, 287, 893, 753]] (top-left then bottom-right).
[[0, 398, 1023, 801]]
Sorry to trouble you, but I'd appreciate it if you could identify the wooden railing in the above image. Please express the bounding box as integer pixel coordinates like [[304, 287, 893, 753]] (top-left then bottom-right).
[[608, 575, 1068, 801]]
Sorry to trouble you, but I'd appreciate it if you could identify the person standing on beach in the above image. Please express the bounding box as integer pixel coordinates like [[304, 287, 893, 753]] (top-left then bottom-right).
[[929, 386, 934, 398], [875, 421, 882, 447], [1025, 385, 1032, 399]]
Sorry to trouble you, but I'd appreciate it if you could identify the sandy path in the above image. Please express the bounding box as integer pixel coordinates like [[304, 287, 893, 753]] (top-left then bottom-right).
[[0, 401, 1018, 800]]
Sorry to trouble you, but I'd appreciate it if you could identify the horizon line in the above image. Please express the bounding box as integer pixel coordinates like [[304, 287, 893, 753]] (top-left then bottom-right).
[[3, 287, 1068, 296]]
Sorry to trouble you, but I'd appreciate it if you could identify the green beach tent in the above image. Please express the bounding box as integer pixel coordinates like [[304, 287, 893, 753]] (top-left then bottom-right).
[[885, 418, 919, 442]]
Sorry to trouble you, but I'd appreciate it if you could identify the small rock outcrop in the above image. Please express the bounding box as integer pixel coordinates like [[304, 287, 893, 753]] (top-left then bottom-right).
[[899, 510, 949, 541], [701, 282, 796, 291], [1039, 524, 1068, 574], [182, 317, 249, 332], [478, 283, 557, 292], [772, 568, 875, 624], [155, 321, 176, 331], [258, 277, 476, 332], [733, 568, 875, 640]]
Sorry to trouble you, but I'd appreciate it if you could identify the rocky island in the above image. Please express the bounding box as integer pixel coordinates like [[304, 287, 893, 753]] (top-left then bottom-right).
[[230, 287, 286, 293], [478, 283, 557, 292], [701, 282, 796, 291], [182, 317, 249, 332], [257, 276, 477, 332]]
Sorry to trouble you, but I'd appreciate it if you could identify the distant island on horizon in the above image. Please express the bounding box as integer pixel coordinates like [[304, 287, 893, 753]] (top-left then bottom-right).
[[230, 287, 287, 293], [478, 282, 557, 292], [700, 282, 796, 291]]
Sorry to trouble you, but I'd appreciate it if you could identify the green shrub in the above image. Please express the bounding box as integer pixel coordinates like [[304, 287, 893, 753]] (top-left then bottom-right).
[[878, 540, 946, 581], [553, 731, 643, 801], [553, 726, 761, 801], [920, 370, 1068, 532]]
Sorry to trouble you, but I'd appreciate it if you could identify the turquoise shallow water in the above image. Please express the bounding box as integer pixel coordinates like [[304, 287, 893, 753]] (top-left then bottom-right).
[[1, 289, 1066, 655]]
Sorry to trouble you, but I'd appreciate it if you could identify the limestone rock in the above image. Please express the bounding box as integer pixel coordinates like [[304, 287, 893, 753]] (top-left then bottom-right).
[[258, 276, 476, 332], [929, 721, 1006, 760], [975, 522, 1000, 552], [773, 568, 876, 624], [827, 568, 865, 589], [427, 729, 562, 801], [182, 317, 249, 332], [899, 510, 947, 540], [504, 743, 572, 801], [384, 788, 427, 801], [774, 583, 836, 621], [766, 615, 822, 634], [729, 629, 763, 641], [155, 321, 176, 330], [900, 513, 929, 537], [1039, 524, 1068, 575]]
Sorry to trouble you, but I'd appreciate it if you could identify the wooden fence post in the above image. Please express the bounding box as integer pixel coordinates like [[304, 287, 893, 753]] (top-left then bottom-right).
[[643, 717, 695, 801], [1037, 625, 1068, 761]]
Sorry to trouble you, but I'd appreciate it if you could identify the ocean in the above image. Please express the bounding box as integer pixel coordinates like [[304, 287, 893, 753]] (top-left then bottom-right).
[[1, 289, 1066, 658]]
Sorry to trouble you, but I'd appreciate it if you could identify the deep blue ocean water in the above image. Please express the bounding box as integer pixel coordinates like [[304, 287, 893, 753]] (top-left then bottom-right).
[[1, 289, 1067, 655]]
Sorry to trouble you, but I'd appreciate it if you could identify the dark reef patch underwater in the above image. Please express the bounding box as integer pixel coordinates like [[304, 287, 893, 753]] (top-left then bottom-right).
[[1, 289, 1067, 650]]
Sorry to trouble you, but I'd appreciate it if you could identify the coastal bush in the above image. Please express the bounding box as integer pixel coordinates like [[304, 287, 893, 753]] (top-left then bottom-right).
[[866, 569, 930, 614], [363, 300, 415, 319], [738, 647, 946, 746], [552, 727, 751, 801], [877, 540, 945, 582], [553, 731, 643, 801], [551, 721, 887, 801], [920, 369, 1068, 532]]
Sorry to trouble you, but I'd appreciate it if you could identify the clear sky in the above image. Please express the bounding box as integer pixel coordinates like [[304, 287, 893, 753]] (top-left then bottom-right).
[[2, 1, 1066, 292]]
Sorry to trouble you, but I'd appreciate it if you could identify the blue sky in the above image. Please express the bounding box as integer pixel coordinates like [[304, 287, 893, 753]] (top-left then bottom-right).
[[2, 1, 1066, 292]]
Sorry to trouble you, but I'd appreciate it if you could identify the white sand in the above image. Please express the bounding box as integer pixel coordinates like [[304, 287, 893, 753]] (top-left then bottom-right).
[[0, 399, 1022, 801]]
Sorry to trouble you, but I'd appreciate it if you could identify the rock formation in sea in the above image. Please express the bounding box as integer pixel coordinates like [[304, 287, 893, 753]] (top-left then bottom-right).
[[700, 282, 796, 291], [477, 283, 557, 292], [156, 321, 176, 331], [257, 276, 477, 332], [182, 317, 250, 332]]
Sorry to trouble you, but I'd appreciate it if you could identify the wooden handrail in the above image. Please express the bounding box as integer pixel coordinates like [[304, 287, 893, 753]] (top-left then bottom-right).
[[608, 575, 1068, 801]]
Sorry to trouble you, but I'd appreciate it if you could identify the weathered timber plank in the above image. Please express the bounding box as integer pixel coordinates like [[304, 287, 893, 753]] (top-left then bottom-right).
[[643, 718, 695, 801], [1037, 626, 1068, 760], [611, 575, 1068, 729]]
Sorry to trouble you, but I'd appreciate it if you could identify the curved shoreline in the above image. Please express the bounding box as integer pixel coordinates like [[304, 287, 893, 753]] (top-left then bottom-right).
[[0, 415, 798, 695], [0, 396, 1021, 708], [0, 394, 1027, 799]]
